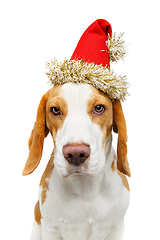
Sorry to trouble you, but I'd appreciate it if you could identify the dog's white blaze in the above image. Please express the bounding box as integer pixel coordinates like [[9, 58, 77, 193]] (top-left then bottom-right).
[[54, 83, 106, 178]]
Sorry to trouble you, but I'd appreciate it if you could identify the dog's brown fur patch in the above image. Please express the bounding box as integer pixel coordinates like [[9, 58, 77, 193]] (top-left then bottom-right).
[[40, 152, 54, 204], [34, 201, 42, 225]]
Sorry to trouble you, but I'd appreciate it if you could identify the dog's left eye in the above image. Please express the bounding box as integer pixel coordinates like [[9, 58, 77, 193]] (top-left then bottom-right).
[[51, 107, 61, 115], [94, 105, 105, 114]]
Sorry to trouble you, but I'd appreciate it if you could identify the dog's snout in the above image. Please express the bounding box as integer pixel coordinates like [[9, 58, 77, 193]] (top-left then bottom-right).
[[62, 144, 90, 166]]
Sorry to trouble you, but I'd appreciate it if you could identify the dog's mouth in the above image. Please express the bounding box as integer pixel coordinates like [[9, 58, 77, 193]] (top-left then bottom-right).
[[62, 163, 94, 178]]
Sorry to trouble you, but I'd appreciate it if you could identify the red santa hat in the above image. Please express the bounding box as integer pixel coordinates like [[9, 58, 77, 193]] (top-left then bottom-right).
[[71, 19, 112, 69], [46, 19, 128, 101]]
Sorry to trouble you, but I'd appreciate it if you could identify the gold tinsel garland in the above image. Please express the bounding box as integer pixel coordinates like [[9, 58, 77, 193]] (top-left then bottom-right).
[[46, 59, 129, 101]]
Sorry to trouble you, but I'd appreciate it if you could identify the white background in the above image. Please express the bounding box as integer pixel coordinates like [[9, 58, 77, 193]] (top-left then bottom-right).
[[0, 0, 160, 239]]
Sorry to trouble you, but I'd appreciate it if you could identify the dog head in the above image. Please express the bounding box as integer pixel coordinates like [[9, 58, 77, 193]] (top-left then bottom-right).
[[22, 83, 130, 178]]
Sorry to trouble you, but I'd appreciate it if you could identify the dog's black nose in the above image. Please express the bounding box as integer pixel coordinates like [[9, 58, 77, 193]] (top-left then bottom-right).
[[62, 144, 90, 166]]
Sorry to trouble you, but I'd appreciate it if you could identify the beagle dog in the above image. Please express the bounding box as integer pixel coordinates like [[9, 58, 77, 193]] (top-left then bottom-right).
[[23, 83, 130, 240]]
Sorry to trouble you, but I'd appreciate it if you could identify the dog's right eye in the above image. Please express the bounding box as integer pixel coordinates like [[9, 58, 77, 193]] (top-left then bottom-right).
[[51, 107, 60, 115], [94, 105, 105, 115]]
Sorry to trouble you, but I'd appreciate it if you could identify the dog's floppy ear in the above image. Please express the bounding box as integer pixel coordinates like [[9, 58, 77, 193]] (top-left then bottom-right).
[[22, 90, 51, 176], [113, 100, 131, 177]]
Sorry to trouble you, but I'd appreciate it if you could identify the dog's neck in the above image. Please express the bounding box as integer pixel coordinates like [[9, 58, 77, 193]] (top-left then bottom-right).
[[55, 135, 114, 199]]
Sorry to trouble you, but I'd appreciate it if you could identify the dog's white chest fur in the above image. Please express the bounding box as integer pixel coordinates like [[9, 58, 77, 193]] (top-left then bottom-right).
[[40, 149, 129, 240]]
